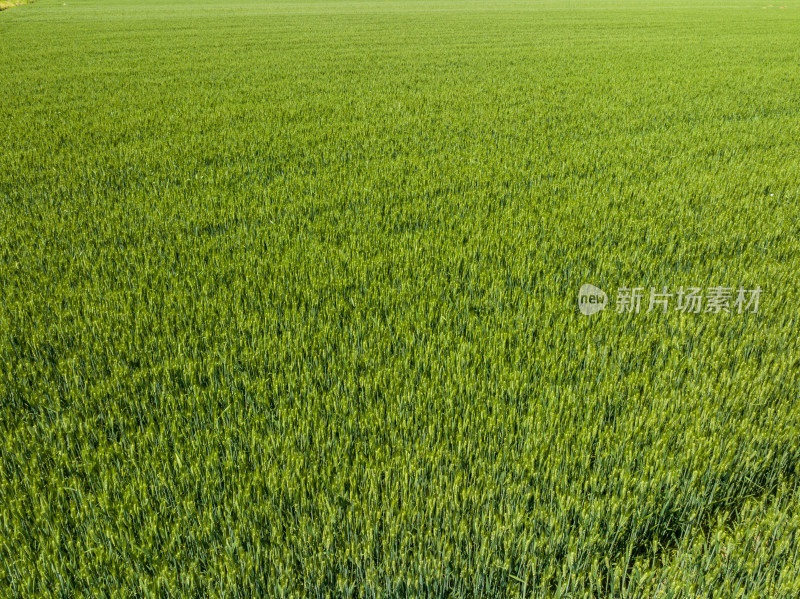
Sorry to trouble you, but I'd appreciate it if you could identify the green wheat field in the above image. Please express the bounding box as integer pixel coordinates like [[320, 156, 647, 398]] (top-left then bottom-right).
[[1, 0, 799, 596]]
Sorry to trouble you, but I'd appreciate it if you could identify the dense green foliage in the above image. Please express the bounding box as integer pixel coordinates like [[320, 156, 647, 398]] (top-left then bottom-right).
[[1, 0, 799, 596]]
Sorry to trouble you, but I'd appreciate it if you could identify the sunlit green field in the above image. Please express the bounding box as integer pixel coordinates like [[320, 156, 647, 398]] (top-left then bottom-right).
[[1, 0, 799, 596]]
